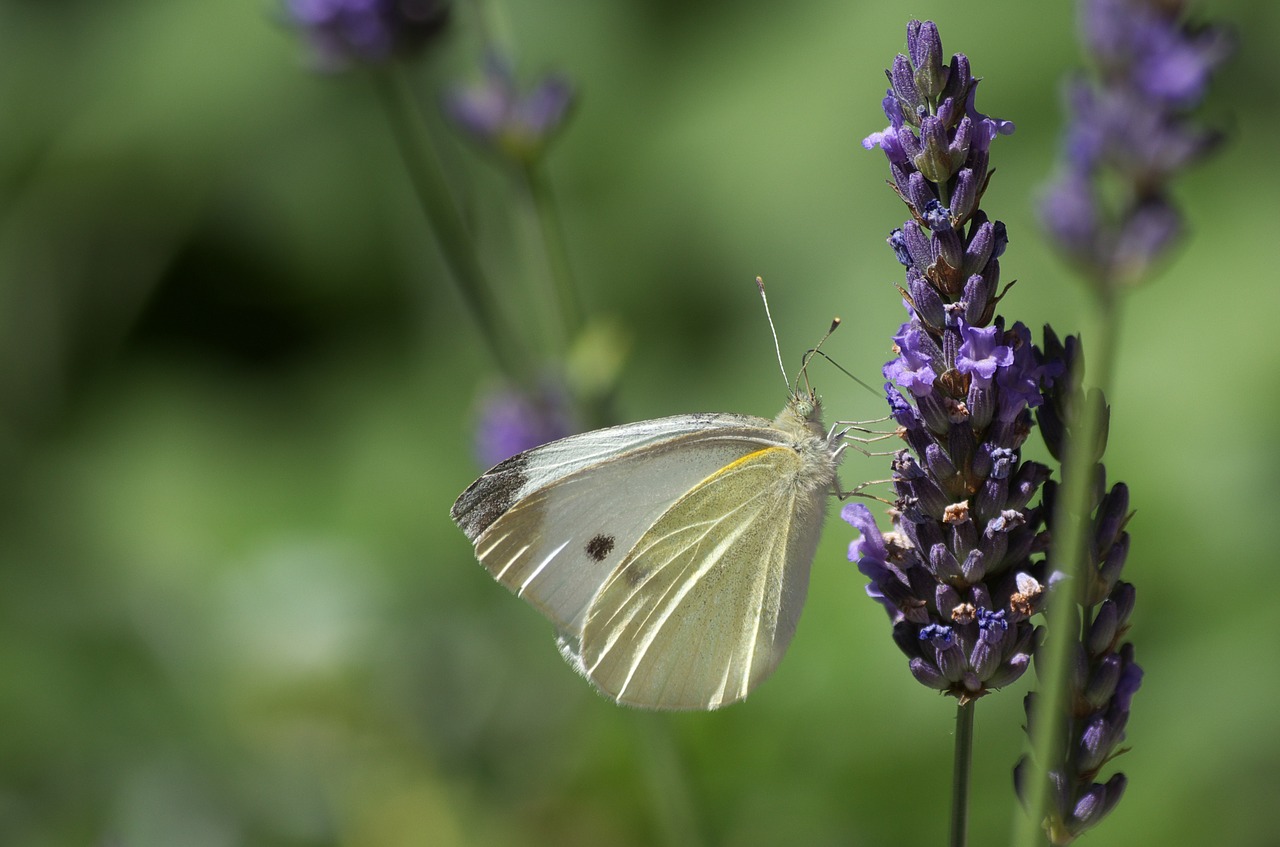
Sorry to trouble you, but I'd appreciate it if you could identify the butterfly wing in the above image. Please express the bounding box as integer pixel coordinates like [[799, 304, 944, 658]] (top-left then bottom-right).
[[575, 443, 831, 710], [451, 414, 784, 637]]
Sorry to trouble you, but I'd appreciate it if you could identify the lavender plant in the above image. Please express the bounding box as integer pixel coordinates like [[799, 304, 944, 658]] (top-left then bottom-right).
[[850, 20, 1050, 843], [854, 9, 1227, 844], [1016, 1, 1229, 844]]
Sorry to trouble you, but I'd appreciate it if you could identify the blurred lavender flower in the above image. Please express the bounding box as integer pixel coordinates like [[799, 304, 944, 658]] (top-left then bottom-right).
[[474, 380, 576, 468], [285, 0, 450, 69], [443, 54, 576, 165], [1039, 0, 1231, 286], [851, 19, 1051, 705], [1014, 0, 1228, 837], [1012, 328, 1143, 845]]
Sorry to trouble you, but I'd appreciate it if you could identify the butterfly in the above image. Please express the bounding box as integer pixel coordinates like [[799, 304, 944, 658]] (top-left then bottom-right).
[[451, 287, 849, 710]]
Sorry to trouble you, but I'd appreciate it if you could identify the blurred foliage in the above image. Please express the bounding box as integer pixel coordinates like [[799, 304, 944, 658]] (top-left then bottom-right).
[[0, 0, 1272, 845]]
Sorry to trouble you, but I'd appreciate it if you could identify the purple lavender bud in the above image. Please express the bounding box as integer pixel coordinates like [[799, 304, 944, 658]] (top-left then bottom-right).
[[939, 52, 972, 103], [907, 20, 946, 100], [1114, 643, 1143, 711], [474, 380, 576, 467], [947, 513, 979, 565], [886, 164, 913, 201], [1095, 532, 1129, 602], [909, 270, 946, 328], [1069, 783, 1109, 831], [1084, 652, 1123, 709], [969, 607, 1009, 676], [928, 542, 963, 582], [1110, 581, 1136, 629], [931, 225, 965, 276], [985, 650, 1032, 689], [901, 221, 933, 270], [950, 169, 980, 223], [1093, 482, 1130, 556], [1079, 708, 1127, 774], [889, 126, 922, 170], [917, 116, 955, 183], [286, 0, 450, 69], [1081, 773, 1128, 830], [1087, 598, 1119, 655], [960, 549, 986, 584], [909, 657, 950, 689], [963, 220, 997, 274], [922, 443, 956, 484], [928, 630, 966, 682], [890, 53, 926, 119], [444, 54, 576, 164], [948, 116, 974, 171], [1005, 461, 1050, 512]]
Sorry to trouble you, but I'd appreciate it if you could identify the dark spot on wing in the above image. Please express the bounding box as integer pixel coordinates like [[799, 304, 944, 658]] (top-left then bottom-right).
[[585, 534, 615, 562], [450, 453, 530, 540]]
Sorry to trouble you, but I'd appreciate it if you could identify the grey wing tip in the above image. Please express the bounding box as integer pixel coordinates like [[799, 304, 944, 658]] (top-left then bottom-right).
[[450, 452, 532, 540]]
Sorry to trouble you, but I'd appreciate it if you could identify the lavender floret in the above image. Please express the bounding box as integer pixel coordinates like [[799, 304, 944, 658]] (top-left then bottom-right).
[[442, 53, 576, 165], [285, 0, 450, 69]]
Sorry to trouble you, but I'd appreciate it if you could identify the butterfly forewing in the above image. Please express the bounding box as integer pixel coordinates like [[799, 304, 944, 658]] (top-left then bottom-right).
[[452, 416, 788, 635], [578, 445, 827, 710]]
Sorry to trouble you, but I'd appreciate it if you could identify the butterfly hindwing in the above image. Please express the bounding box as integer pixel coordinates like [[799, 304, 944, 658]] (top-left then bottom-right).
[[575, 444, 828, 709]]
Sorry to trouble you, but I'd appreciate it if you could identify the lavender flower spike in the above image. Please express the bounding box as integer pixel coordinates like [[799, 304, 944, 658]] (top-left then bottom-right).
[[850, 20, 1050, 705], [1039, 0, 1232, 287]]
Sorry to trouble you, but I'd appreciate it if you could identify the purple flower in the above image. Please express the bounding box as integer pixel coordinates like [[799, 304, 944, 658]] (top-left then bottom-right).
[[851, 19, 1059, 709], [285, 0, 450, 69], [474, 380, 576, 468], [443, 53, 576, 164], [1039, 0, 1230, 286], [884, 326, 938, 398], [956, 322, 1013, 387]]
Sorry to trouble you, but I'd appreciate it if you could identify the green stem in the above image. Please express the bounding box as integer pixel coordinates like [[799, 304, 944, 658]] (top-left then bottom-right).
[[951, 699, 975, 847], [519, 160, 583, 351], [1012, 290, 1123, 847], [371, 63, 528, 381]]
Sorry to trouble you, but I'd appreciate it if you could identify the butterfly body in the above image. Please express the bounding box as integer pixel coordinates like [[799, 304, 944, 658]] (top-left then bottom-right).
[[451, 390, 841, 710]]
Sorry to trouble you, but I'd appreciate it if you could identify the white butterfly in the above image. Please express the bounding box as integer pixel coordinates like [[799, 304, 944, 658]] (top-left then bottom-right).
[[451, 289, 848, 710]]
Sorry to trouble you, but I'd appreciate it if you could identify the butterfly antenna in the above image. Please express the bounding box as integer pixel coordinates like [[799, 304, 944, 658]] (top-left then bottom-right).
[[799, 317, 841, 392], [756, 276, 790, 391], [806, 348, 881, 399]]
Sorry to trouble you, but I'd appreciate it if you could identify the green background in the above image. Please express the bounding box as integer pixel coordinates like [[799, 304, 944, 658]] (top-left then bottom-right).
[[0, 0, 1270, 844]]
